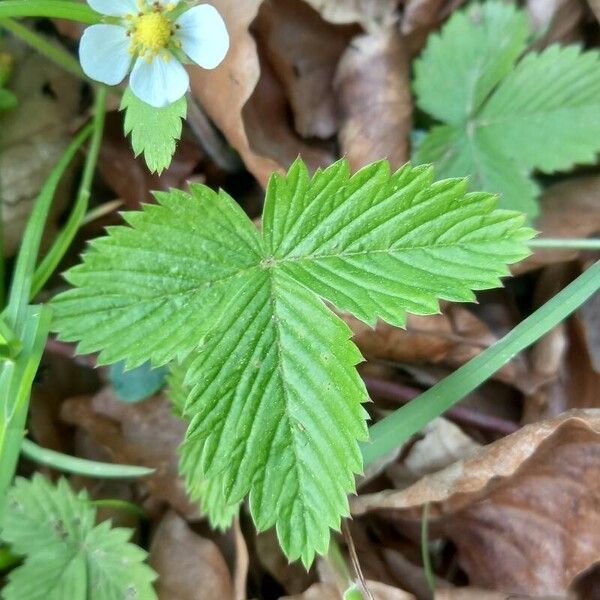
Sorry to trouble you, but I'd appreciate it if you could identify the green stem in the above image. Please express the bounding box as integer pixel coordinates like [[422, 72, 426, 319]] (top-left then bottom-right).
[[529, 238, 600, 249], [421, 503, 435, 595], [21, 439, 154, 478], [90, 499, 148, 519], [0, 18, 83, 79], [32, 86, 107, 298], [5, 125, 92, 331], [0, 1, 100, 23], [0, 306, 51, 521], [362, 260, 600, 466]]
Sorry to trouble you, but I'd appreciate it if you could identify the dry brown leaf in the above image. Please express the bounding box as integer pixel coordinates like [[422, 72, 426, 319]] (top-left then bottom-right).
[[302, 0, 400, 30], [187, 0, 280, 185], [280, 581, 414, 599], [385, 418, 481, 490], [514, 176, 600, 274], [401, 0, 465, 55], [588, 0, 600, 21], [149, 511, 234, 600], [435, 590, 569, 600], [0, 37, 82, 255], [352, 410, 600, 595], [188, 0, 334, 185], [61, 388, 197, 517], [335, 27, 412, 170], [577, 290, 600, 374], [344, 305, 530, 391], [253, 0, 355, 139], [255, 529, 315, 595], [528, 0, 585, 47]]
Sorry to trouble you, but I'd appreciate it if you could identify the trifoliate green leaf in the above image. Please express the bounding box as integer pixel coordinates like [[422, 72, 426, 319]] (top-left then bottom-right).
[[414, 1, 600, 217], [51, 158, 533, 565], [2, 475, 157, 600], [121, 88, 187, 174], [413, 1, 529, 125]]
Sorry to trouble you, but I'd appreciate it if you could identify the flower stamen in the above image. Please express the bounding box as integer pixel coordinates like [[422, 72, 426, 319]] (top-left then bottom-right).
[[128, 6, 174, 60]]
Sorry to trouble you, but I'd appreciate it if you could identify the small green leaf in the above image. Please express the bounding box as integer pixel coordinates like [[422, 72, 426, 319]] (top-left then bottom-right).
[[1, 475, 157, 600], [51, 158, 533, 565], [414, 0, 600, 217], [121, 88, 187, 174], [109, 360, 168, 403], [0, 88, 17, 111]]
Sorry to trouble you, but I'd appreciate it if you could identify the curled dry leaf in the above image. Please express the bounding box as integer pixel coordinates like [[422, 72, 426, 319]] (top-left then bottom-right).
[[60, 388, 197, 517], [149, 511, 234, 600], [435, 590, 568, 600], [0, 37, 81, 255], [401, 0, 466, 55], [335, 27, 412, 170], [281, 581, 414, 599], [302, 0, 400, 30], [528, 0, 585, 47], [188, 0, 334, 185], [344, 305, 530, 391], [187, 0, 280, 185], [515, 176, 600, 274], [253, 0, 356, 139], [384, 418, 481, 490], [352, 410, 600, 595]]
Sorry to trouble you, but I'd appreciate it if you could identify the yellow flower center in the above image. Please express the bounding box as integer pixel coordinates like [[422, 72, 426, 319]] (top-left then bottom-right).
[[133, 13, 171, 52], [128, 4, 179, 61]]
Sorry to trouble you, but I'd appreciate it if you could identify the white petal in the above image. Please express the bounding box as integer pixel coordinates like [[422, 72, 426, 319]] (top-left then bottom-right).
[[79, 25, 132, 85], [175, 4, 229, 70], [129, 56, 189, 107], [87, 0, 138, 16]]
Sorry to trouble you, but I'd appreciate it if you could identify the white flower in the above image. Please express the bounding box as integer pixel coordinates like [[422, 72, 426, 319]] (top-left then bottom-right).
[[79, 0, 229, 108]]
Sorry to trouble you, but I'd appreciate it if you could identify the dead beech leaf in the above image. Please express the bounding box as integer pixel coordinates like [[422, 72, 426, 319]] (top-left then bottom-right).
[[588, 0, 600, 22], [281, 581, 414, 599], [515, 176, 600, 274], [187, 0, 280, 185], [0, 37, 81, 255], [60, 388, 197, 517], [302, 0, 400, 30], [528, 0, 585, 47], [385, 418, 481, 490], [401, 0, 465, 55], [335, 27, 412, 170], [344, 305, 530, 391], [253, 0, 356, 139], [435, 590, 568, 599], [352, 410, 600, 595], [150, 511, 234, 600]]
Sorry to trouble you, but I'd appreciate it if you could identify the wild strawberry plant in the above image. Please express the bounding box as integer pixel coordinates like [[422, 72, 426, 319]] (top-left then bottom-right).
[[50, 158, 534, 564]]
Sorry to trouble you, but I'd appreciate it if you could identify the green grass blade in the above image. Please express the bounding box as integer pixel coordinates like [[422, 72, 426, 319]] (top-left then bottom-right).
[[31, 87, 106, 298], [0, 305, 51, 521], [362, 260, 600, 466], [5, 125, 92, 330], [20, 439, 154, 478], [0, 1, 100, 23]]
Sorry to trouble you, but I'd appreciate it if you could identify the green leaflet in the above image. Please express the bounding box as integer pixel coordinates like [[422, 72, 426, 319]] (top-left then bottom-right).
[[168, 361, 240, 530], [414, 1, 600, 217], [51, 158, 533, 565], [1, 475, 157, 600], [121, 88, 187, 174]]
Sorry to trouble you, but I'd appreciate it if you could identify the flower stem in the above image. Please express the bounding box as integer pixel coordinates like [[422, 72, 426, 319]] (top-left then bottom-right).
[[0, 18, 83, 79], [21, 439, 154, 478], [529, 238, 600, 249], [0, 1, 100, 24], [362, 260, 600, 466]]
